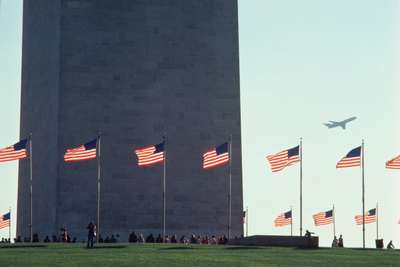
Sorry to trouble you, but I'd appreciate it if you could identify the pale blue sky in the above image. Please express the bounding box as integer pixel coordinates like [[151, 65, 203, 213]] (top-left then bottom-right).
[[0, 0, 399, 248]]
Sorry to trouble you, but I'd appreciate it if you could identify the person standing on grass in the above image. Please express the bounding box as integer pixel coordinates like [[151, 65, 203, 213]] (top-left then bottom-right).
[[331, 236, 338, 247], [87, 222, 95, 248], [338, 235, 344, 248]]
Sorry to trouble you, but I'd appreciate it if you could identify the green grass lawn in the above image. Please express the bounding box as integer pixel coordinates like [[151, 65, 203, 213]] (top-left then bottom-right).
[[0, 243, 398, 267]]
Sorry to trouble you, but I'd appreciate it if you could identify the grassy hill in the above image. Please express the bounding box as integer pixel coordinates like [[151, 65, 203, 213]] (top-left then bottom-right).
[[0, 243, 398, 267]]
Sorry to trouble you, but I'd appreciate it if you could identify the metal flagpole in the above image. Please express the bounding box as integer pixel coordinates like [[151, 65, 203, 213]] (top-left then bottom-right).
[[29, 133, 33, 242], [299, 138, 303, 236], [376, 202, 379, 240], [361, 139, 365, 249], [228, 135, 232, 240], [96, 133, 101, 243], [245, 206, 248, 237], [9, 207, 11, 242], [163, 135, 167, 242], [290, 206, 293, 237], [333, 204, 336, 238]]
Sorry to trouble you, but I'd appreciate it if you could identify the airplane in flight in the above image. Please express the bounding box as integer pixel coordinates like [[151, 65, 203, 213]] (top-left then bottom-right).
[[324, 116, 357, 129]]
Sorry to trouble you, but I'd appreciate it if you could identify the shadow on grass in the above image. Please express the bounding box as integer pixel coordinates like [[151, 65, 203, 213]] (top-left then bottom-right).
[[225, 246, 265, 250], [158, 246, 195, 250], [0, 244, 48, 249], [87, 245, 127, 249], [349, 248, 400, 252]]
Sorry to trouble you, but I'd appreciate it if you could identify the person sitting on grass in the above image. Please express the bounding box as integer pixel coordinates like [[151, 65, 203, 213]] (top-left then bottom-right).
[[190, 234, 197, 244], [170, 235, 177, 243], [129, 231, 138, 243], [138, 233, 145, 243], [146, 233, 155, 243], [156, 234, 163, 243], [387, 240, 395, 250], [32, 233, 39, 243]]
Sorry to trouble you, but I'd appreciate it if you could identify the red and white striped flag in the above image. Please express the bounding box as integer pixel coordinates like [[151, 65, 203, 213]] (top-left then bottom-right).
[[336, 146, 361, 168], [313, 210, 333, 226], [135, 142, 165, 167], [0, 139, 28, 163], [0, 212, 10, 229], [386, 155, 400, 169], [274, 210, 292, 227], [64, 139, 97, 162], [354, 208, 376, 225], [203, 143, 229, 170], [266, 146, 300, 172]]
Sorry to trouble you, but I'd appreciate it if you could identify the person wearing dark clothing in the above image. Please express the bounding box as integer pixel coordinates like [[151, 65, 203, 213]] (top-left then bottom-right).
[[156, 234, 163, 243], [146, 234, 155, 243], [387, 240, 395, 249], [338, 235, 344, 248], [32, 233, 39, 243], [170, 235, 177, 243], [44, 236, 50, 243], [304, 230, 314, 239], [87, 222, 95, 248], [190, 234, 197, 244], [129, 232, 138, 243]]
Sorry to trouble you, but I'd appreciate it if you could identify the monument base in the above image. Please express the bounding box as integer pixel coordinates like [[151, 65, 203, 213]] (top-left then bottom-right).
[[229, 235, 319, 249]]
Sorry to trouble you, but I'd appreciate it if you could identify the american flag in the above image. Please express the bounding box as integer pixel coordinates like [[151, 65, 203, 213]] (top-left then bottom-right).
[[0, 212, 10, 229], [274, 210, 292, 227], [313, 209, 334, 226], [64, 139, 97, 162], [203, 143, 229, 170], [266, 146, 300, 172], [135, 142, 165, 167], [336, 146, 361, 168], [386, 155, 400, 169], [0, 139, 28, 163], [354, 208, 376, 225]]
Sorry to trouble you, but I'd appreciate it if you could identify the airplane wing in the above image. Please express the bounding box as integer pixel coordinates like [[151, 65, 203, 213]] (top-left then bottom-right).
[[324, 123, 335, 128], [341, 117, 357, 124]]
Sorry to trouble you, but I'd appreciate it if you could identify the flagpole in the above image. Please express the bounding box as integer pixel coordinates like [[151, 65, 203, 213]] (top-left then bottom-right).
[[96, 133, 101, 243], [9, 207, 11, 242], [333, 204, 336, 238], [290, 206, 293, 237], [299, 137, 303, 236], [163, 135, 167, 242], [245, 206, 248, 237], [361, 139, 365, 249], [376, 202, 379, 240], [228, 135, 232, 240], [29, 133, 33, 242]]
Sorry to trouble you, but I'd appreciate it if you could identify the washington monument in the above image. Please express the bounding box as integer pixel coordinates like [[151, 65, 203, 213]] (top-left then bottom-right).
[[17, 0, 242, 240]]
